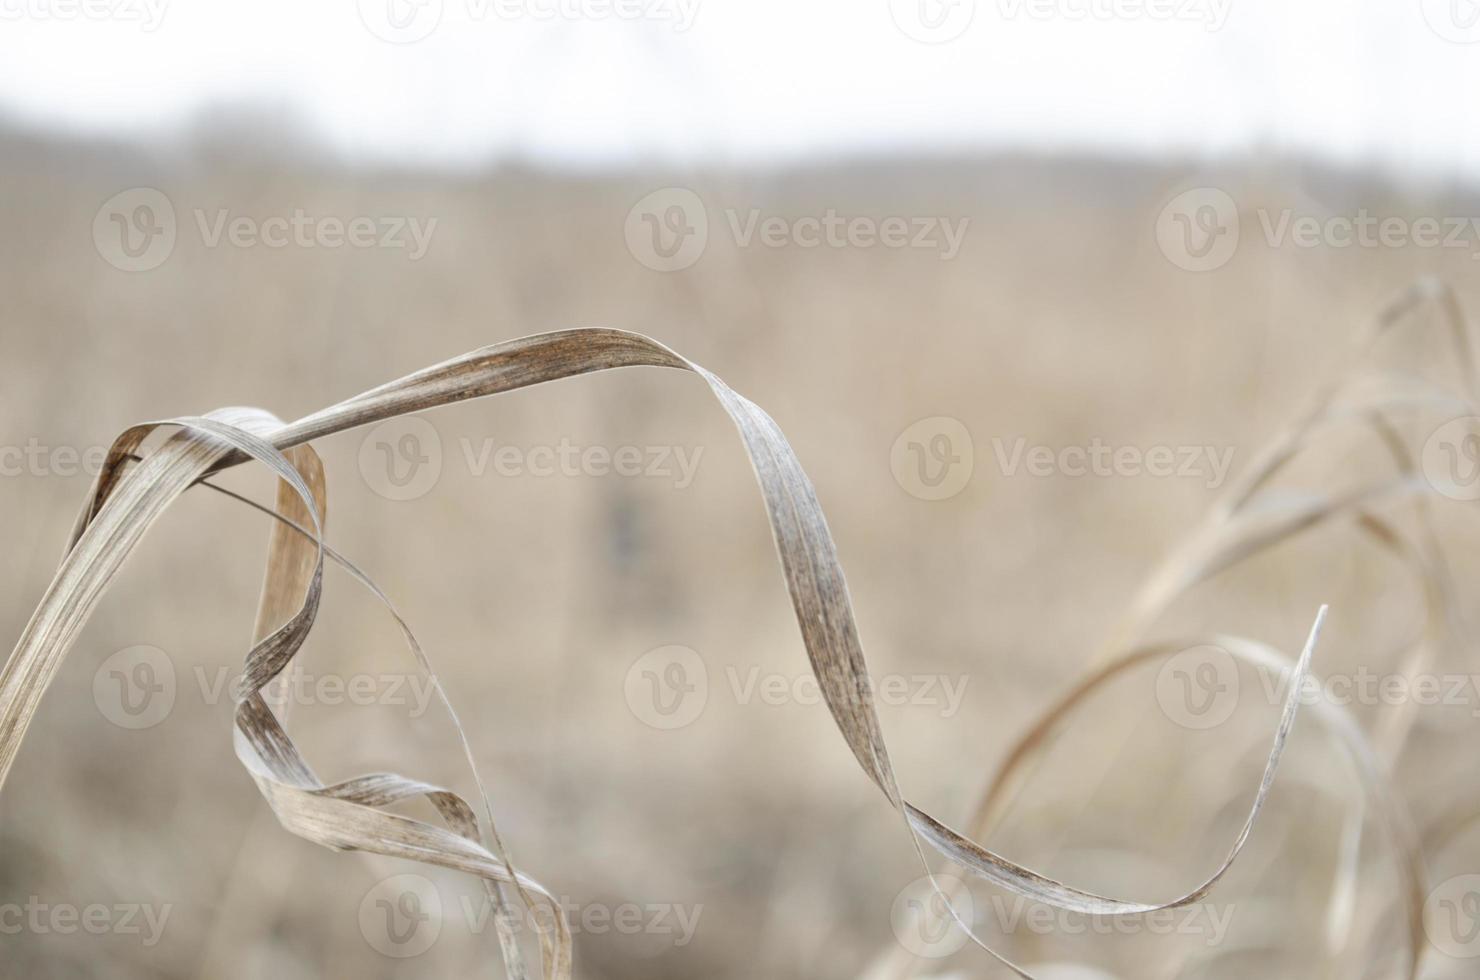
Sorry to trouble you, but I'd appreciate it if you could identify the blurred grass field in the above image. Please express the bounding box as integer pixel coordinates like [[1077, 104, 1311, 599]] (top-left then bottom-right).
[[2, 121, 1480, 978]]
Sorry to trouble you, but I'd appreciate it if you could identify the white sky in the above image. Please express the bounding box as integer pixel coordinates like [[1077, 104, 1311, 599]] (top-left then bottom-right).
[[0, 0, 1477, 177]]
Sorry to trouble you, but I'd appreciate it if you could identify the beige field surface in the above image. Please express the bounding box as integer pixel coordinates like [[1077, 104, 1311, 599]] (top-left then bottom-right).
[[2, 129, 1478, 978]]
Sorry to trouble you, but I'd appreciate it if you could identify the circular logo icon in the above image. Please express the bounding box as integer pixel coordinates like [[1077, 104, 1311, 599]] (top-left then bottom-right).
[[1155, 187, 1240, 272], [1425, 874, 1480, 959], [357, 0, 443, 43], [624, 188, 708, 272], [360, 873, 443, 957], [358, 417, 443, 502], [1422, 417, 1480, 501], [888, 0, 975, 43], [93, 645, 176, 730], [890, 875, 973, 958], [624, 645, 708, 730], [1421, 0, 1480, 43], [1156, 645, 1239, 730], [890, 417, 974, 501], [93, 188, 176, 272]]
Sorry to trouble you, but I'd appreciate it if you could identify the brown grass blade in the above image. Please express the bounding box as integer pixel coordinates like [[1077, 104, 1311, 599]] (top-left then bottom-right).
[[0, 329, 1338, 978]]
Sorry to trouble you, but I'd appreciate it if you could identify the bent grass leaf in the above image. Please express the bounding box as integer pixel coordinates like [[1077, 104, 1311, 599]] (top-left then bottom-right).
[[0, 328, 1358, 979]]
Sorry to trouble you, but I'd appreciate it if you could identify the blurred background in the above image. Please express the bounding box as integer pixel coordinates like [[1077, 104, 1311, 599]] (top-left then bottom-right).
[[2, 2, 1480, 978]]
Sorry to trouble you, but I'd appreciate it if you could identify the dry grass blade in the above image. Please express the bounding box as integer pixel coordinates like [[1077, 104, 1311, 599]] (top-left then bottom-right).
[[0, 329, 1336, 978], [871, 283, 1476, 978]]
